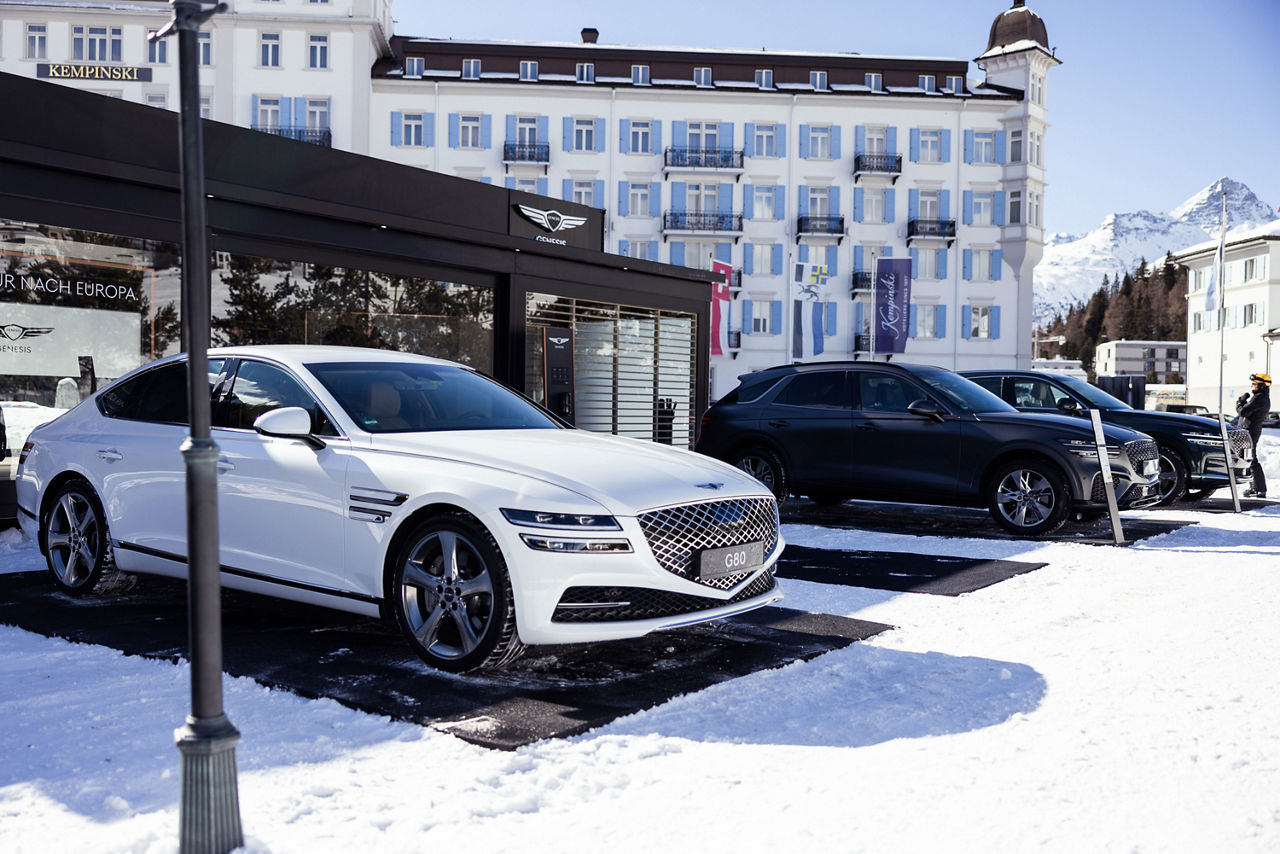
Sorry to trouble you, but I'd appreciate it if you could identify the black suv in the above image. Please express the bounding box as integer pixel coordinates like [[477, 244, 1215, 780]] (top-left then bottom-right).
[[960, 369, 1252, 505], [696, 362, 1162, 536]]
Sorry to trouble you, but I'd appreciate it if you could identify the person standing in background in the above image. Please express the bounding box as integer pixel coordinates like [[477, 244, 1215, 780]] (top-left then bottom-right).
[[1235, 372, 1271, 498]]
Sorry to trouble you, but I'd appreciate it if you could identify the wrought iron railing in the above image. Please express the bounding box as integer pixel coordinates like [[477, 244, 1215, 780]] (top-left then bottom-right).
[[854, 153, 902, 175], [907, 218, 957, 239], [663, 211, 743, 232], [851, 271, 874, 292], [797, 215, 845, 235], [727, 330, 742, 349], [664, 147, 744, 169], [503, 142, 550, 163], [251, 125, 332, 147]]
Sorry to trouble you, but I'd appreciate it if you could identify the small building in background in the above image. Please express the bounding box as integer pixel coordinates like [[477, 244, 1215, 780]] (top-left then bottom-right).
[[1094, 340, 1186, 383]]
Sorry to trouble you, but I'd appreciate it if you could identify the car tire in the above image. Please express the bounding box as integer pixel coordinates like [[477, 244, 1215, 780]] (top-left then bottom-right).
[[43, 479, 118, 596], [986, 458, 1070, 536], [1155, 446, 1188, 506], [730, 446, 788, 501], [1182, 486, 1219, 503], [807, 491, 850, 507], [387, 512, 524, 673]]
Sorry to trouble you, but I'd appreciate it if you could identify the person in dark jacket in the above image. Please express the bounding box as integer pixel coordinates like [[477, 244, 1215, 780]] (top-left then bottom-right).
[[1235, 372, 1271, 497]]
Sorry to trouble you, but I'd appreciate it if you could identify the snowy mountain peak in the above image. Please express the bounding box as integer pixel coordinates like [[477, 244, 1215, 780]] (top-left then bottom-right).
[[1168, 177, 1275, 232]]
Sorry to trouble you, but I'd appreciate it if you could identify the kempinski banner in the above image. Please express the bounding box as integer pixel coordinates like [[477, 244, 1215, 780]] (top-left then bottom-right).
[[873, 258, 911, 354], [37, 63, 153, 82]]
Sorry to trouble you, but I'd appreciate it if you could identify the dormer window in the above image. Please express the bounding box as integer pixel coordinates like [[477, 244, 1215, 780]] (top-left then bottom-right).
[[865, 72, 882, 92], [810, 70, 828, 91], [576, 62, 595, 83], [918, 75, 935, 92], [520, 60, 538, 81], [405, 56, 423, 77], [694, 67, 713, 87], [946, 75, 964, 93], [462, 58, 481, 80], [755, 69, 774, 89], [632, 64, 650, 85]]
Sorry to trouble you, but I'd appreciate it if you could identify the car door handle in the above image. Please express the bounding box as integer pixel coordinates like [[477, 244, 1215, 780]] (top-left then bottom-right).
[[216, 457, 235, 472], [767, 420, 789, 428], [96, 449, 123, 462], [855, 421, 876, 431]]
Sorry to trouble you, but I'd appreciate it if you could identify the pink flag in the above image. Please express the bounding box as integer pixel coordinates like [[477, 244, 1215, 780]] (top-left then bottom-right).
[[710, 261, 733, 356]]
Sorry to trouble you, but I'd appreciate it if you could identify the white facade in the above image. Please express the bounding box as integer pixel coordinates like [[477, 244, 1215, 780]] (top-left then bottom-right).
[[1094, 339, 1186, 382], [1177, 221, 1280, 412]]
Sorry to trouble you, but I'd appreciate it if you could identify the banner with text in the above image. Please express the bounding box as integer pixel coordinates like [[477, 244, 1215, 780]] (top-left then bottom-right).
[[0, 303, 141, 378], [873, 258, 911, 354]]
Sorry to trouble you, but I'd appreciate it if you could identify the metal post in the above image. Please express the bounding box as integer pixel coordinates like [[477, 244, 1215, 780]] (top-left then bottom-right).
[[152, 3, 241, 852]]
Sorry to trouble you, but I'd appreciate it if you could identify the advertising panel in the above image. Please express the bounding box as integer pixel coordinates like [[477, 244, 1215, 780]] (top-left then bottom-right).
[[873, 257, 912, 355], [0, 303, 141, 378]]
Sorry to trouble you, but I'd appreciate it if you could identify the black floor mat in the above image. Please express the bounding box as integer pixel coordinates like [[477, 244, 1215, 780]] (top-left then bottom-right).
[[0, 571, 888, 750], [776, 545, 1046, 596]]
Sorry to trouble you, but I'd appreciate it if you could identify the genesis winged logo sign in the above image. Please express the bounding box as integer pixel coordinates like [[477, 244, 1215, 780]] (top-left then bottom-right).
[[516, 205, 588, 235], [548, 336, 569, 345], [1, 323, 54, 341]]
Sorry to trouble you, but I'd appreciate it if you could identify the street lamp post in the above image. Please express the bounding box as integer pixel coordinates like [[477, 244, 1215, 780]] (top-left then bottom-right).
[[151, 3, 242, 852]]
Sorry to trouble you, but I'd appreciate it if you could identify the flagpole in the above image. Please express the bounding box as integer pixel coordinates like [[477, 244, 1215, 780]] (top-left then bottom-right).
[[1212, 193, 1242, 512]]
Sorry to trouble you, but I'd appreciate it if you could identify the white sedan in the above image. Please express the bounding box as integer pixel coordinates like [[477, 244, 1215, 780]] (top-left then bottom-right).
[[16, 346, 783, 671]]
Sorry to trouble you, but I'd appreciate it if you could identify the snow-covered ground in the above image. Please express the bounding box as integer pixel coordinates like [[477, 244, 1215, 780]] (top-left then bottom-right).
[[3, 403, 1280, 853]]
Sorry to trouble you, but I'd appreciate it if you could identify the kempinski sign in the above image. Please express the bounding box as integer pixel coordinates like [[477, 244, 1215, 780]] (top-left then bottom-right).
[[37, 63, 152, 82]]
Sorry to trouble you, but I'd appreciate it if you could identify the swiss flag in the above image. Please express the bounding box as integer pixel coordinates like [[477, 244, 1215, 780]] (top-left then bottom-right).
[[710, 261, 733, 356]]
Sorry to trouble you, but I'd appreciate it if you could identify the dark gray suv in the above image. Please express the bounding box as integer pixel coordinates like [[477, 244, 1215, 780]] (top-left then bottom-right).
[[696, 361, 1162, 536]]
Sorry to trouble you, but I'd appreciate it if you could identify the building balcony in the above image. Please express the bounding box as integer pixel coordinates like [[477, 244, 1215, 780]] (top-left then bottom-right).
[[663, 147, 745, 178], [727, 330, 742, 349], [851, 271, 874, 293], [907, 218, 956, 245], [797, 215, 846, 240], [252, 125, 332, 147], [502, 142, 550, 171], [662, 211, 744, 236], [853, 153, 902, 183]]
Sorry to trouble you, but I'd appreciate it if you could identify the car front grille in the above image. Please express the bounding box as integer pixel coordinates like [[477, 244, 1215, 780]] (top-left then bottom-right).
[[1229, 429, 1251, 460], [1125, 439, 1158, 471], [551, 572, 778, 623], [637, 497, 780, 590]]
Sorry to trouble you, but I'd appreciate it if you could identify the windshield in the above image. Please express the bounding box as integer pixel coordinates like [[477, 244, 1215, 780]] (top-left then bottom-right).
[[1055, 374, 1131, 410], [914, 367, 1016, 413], [307, 361, 561, 433]]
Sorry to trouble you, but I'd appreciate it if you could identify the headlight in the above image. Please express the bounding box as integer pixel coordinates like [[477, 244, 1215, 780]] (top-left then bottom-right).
[[518, 534, 633, 554], [500, 508, 622, 530], [1182, 432, 1225, 447], [1056, 438, 1121, 458]]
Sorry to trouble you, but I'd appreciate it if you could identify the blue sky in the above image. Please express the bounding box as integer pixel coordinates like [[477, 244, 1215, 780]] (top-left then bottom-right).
[[389, 0, 1280, 236]]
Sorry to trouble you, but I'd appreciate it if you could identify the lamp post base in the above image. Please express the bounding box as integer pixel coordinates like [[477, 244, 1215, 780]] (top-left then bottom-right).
[[175, 713, 243, 854]]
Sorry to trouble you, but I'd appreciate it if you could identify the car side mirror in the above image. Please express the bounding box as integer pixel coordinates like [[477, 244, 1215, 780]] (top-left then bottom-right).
[[906, 399, 945, 423], [1056, 397, 1082, 414], [254, 406, 326, 449]]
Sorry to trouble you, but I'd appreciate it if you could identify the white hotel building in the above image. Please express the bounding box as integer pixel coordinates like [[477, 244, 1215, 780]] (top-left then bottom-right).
[[0, 0, 1057, 398]]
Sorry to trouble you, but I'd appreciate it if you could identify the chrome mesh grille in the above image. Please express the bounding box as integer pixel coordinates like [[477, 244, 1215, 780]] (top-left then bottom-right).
[[1230, 429, 1252, 459], [1125, 439, 1158, 471], [637, 497, 779, 590]]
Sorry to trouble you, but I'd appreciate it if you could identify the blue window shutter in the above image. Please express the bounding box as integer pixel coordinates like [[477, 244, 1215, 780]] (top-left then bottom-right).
[[830, 186, 841, 219], [770, 300, 782, 334], [831, 125, 841, 159], [537, 177, 548, 196], [937, 248, 947, 279], [771, 244, 783, 276], [671, 181, 686, 212], [594, 118, 606, 152], [537, 115, 548, 142], [963, 190, 974, 225], [991, 306, 1001, 339], [855, 124, 866, 156], [908, 189, 919, 221], [826, 245, 838, 276], [505, 114, 517, 143], [448, 113, 460, 148], [909, 128, 920, 162], [617, 182, 629, 216], [744, 243, 754, 275], [744, 123, 755, 157], [670, 242, 685, 266], [743, 185, 754, 219], [774, 185, 786, 220], [251, 94, 259, 124], [562, 178, 573, 201], [936, 304, 947, 339], [648, 240, 658, 259], [909, 303, 918, 337], [964, 129, 974, 163], [940, 128, 951, 162], [963, 249, 973, 280], [672, 120, 687, 148], [649, 182, 661, 217], [592, 180, 604, 207], [940, 190, 950, 219], [884, 188, 895, 223], [619, 119, 631, 153], [854, 187, 864, 222], [883, 245, 893, 258], [742, 299, 753, 333], [720, 121, 733, 148], [293, 98, 306, 129], [776, 123, 786, 157], [992, 248, 1003, 280], [995, 130, 1006, 164], [962, 305, 972, 339], [563, 116, 573, 151], [719, 183, 732, 215], [798, 185, 809, 216], [854, 244, 864, 272], [994, 191, 1006, 226], [886, 126, 897, 157], [391, 111, 402, 145], [798, 244, 809, 263], [910, 248, 919, 277], [799, 124, 810, 159], [651, 120, 662, 153], [825, 302, 838, 336], [618, 239, 629, 255], [716, 243, 731, 263], [424, 113, 435, 145], [505, 176, 516, 189], [855, 301, 864, 336], [480, 115, 492, 149]]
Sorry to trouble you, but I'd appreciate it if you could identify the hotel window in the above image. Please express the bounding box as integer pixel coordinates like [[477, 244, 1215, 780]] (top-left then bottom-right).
[[200, 96, 212, 119], [148, 30, 167, 64], [864, 189, 885, 223], [1243, 256, 1268, 281], [405, 56, 423, 76], [917, 190, 940, 221], [865, 72, 882, 92], [25, 24, 47, 59], [1029, 130, 1043, 166], [260, 32, 280, 67], [307, 98, 329, 131], [753, 123, 776, 157], [1243, 304, 1258, 326], [308, 34, 329, 69], [946, 75, 964, 93], [918, 129, 941, 162], [309, 0, 330, 4], [514, 177, 537, 193], [751, 298, 774, 333], [576, 62, 595, 83], [971, 249, 993, 281], [810, 70, 828, 91], [753, 185, 776, 220], [632, 64, 649, 85], [519, 60, 538, 81], [755, 69, 774, 89], [73, 25, 122, 62], [750, 244, 771, 274], [807, 186, 831, 218], [915, 304, 939, 339], [462, 59, 481, 79], [972, 131, 996, 163], [572, 180, 595, 207], [969, 305, 994, 338], [628, 183, 650, 215], [918, 75, 935, 92], [257, 96, 281, 129], [402, 113, 425, 147], [459, 114, 483, 148], [972, 192, 994, 225], [198, 32, 212, 66], [1030, 72, 1045, 105], [1008, 190, 1022, 224], [916, 247, 938, 280], [809, 125, 831, 159], [627, 241, 654, 260], [1028, 192, 1042, 227], [573, 118, 595, 151], [629, 119, 651, 153], [1009, 129, 1023, 162], [865, 126, 887, 155], [146, 93, 167, 109], [694, 67, 713, 87]]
